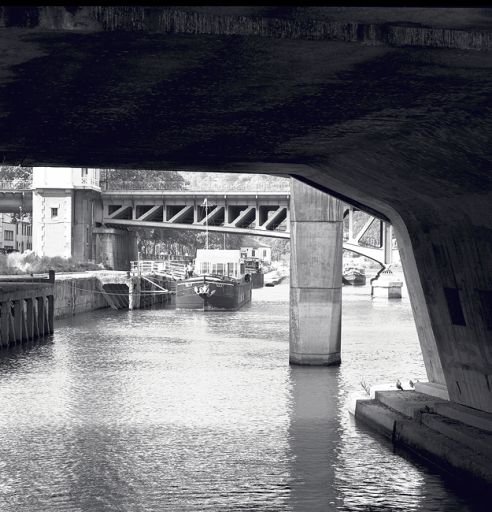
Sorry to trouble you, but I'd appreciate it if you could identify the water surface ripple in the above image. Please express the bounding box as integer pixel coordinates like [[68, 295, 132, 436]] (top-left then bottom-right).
[[0, 283, 485, 511]]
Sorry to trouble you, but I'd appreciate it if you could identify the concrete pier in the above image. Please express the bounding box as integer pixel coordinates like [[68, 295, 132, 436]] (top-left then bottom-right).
[[289, 180, 343, 366], [371, 268, 404, 299]]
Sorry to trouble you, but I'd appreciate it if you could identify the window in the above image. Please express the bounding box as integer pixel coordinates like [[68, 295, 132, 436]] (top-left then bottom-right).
[[216, 263, 224, 276], [51, 207, 58, 218], [200, 262, 209, 275], [4, 230, 13, 241], [27, 242, 31, 250]]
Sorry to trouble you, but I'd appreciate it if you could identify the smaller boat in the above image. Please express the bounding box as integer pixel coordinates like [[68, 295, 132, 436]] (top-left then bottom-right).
[[342, 266, 366, 286]]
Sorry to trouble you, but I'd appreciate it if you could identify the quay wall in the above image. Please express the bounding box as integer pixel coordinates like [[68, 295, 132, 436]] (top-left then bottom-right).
[[54, 274, 108, 319]]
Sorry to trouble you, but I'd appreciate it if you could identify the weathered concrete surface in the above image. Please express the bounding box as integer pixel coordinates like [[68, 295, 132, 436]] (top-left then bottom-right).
[[54, 273, 107, 319], [0, 7, 491, 412], [93, 227, 137, 271], [290, 180, 343, 365], [355, 390, 492, 488]]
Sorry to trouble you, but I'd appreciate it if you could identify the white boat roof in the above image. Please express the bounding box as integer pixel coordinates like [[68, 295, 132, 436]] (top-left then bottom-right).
[[195, 249, 242, 263]]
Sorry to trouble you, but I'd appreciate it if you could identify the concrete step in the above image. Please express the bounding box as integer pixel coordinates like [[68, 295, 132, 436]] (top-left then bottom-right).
[[354, 399, 409, 439], [374, 390, 443, 419], [354, 391, 492, 487], [421, 412, 492, 460], [433, 401, 492, 433], [394, 415, 492, 486]]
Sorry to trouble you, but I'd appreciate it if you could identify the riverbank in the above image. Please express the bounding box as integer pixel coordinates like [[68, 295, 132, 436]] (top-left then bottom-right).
[[53, 270, 173, 319]]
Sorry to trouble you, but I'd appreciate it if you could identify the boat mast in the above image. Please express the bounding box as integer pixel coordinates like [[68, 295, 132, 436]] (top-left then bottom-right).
[[204, 197, 209, 250]]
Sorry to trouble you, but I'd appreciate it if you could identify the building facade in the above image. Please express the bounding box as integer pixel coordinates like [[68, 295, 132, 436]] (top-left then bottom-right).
[[32, 167, 102, 260], [0, 213, 32, 253], [240, 246, 272, 264]]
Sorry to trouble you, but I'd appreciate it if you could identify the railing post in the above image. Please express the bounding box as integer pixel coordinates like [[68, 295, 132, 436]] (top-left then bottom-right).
[[47, 295, 54, 334], [0, 301, 10, 347], [26, 298, 35, 341], [37, 297, 45, 336], [13, 300, 23, 345]]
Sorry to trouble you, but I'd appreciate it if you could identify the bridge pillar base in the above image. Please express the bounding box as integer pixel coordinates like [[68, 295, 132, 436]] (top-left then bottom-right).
[[94, 227, 137, 271], [289, 180, 343, 366], [371, 269, 403, 299]]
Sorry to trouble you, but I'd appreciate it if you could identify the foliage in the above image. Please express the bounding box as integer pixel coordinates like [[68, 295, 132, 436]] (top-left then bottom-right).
[[0, 251, 103, 275], [101, 168, 187, 190], [0, 165, 33, 180]]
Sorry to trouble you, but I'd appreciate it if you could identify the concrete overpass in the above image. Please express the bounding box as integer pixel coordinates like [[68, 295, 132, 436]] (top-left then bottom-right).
[[0, 6, 491, 483]]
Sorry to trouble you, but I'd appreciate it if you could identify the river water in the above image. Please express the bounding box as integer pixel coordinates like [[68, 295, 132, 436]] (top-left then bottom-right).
[[0, 282, 486, 511]]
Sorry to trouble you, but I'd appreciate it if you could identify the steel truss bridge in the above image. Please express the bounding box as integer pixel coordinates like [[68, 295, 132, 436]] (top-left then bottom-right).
[[0, 185, 399, 267]]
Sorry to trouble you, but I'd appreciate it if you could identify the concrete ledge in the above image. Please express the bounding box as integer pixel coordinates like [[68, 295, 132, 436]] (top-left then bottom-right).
[[414, 381, 450, 400], [355, 400, 402, 439], [421, 413, 492, 460], [434, 401, 492, 433], [354, 390, 492, 488], [374, 390, 442, 419]]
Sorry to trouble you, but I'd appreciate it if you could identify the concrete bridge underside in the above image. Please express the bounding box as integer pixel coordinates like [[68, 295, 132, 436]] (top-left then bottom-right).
[[0, 6, 491, 415]]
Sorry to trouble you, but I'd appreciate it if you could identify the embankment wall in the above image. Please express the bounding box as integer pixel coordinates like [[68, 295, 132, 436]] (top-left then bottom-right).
[[54, 275, 108, 319]]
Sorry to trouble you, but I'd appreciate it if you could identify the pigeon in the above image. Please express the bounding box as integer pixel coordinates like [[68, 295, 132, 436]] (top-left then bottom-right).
[[409, 380, 415, 388], [396, 379, 403, 391]]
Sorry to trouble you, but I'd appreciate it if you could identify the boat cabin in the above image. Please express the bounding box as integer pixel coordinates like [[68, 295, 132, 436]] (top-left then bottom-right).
[[194, 249, 246, 279]]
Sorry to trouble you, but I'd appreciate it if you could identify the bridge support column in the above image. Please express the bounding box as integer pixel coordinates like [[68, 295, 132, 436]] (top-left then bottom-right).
[[289, 179, 343, 366], [93, 227, 137, 271]]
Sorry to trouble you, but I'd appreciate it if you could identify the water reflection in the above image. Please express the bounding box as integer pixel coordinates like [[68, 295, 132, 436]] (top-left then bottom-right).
[[287, 366, 343, 511]]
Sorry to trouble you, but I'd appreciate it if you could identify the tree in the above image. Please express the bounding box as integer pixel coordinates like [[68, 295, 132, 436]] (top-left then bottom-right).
[[101, 168, 187, 190], [0, 166, 33, 187]]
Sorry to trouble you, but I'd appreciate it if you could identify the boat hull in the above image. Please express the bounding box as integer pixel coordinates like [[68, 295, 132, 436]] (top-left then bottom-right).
[[342, 271, 366, 286], [176, 276, 252, 311]]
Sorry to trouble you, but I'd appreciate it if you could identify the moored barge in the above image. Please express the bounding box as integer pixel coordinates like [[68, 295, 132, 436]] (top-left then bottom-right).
[[176, 249, 252, 311]]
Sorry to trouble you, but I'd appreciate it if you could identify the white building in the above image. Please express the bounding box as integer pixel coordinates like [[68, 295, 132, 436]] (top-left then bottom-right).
[[240, 246, 272, 264], [32, 167, 101, 259], [0, 213, 32, 253]]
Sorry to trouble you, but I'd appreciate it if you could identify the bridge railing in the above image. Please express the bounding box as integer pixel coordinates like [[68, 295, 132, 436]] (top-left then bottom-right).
[[103, 180, 291, 192], [130, 260, 187, 280], [0, 180, 32, 190]]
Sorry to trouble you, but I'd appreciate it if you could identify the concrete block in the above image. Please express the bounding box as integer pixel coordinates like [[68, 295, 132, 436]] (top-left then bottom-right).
[[421, 413, 492, 460], [374, 390, 442, 419], [354, 400, 399, 439], [414, 381, 450, 400], [434, 401, 492, 433]]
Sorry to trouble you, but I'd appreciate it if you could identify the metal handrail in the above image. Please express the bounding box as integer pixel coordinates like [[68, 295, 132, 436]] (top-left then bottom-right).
[[103, 180, 290, 192]]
